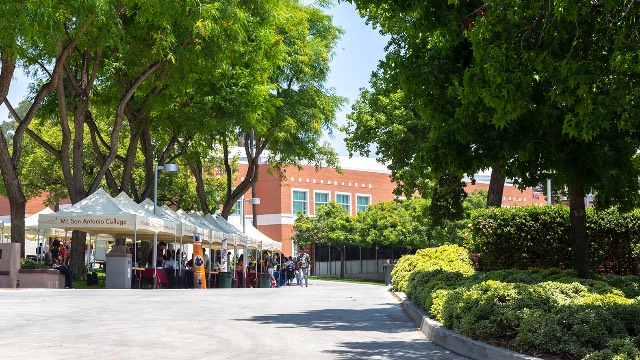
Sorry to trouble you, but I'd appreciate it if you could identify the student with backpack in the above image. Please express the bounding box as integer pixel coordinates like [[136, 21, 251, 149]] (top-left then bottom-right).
[[297, 250, 310, 287]]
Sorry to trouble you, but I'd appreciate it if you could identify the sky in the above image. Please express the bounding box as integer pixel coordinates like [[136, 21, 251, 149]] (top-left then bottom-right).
[[0, 1, 389, 157], [322, 1, 388, 156]]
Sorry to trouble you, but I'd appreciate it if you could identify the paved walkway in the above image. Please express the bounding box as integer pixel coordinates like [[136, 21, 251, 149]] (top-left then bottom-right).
[[0, 280, 467, 359]]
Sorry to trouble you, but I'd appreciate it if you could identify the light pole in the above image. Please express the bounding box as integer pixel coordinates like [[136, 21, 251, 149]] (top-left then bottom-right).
[[152, 163, 178, 287], [242, 197, 261, 233], [242, 197, 260, 287]]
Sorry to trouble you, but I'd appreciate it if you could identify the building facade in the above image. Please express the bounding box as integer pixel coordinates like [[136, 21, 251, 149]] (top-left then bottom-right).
[[235, 156, 398, 256], [234, 155, 548, 257]]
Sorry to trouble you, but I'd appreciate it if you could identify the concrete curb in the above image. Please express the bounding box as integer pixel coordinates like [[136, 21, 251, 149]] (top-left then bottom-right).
[[393, 291, 543, 360]]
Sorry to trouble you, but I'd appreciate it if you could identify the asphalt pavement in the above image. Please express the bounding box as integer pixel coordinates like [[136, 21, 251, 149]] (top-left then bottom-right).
[[0, 280, 467, 359]]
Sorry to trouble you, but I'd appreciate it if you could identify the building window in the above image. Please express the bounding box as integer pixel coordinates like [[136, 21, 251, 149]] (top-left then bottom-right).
[[234, 198, 242, 215], [292, 190, 308, 215], [336, 193, 351, 214], [356, 195, 371, 213], [314, 191, 330, 214]]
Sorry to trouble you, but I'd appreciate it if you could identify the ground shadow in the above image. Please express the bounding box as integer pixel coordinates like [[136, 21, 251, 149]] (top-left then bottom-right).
[[237, 307, 415, 333], [324, 340, 464, 359]]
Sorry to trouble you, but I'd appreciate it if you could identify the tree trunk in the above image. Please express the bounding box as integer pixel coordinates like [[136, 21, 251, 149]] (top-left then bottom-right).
[[568, 182, 589, 278], [486, 162, 505, 207], [188, 158, 210, 214], [5, 172, 26, 257], [252, 182, 258, 228], [70, 230, 87, 279], [220, 133, 265, 219], [339, 245, 346, 279]]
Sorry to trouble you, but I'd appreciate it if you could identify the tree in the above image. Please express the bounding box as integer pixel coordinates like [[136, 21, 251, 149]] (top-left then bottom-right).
[[355, 197, 431, 250], [0, 0, 88, 256], [217, 0, 346, 219], [344, 0, 521, 208], [460, 1, 640, 278], [292, 201, 355, 278], [349, 0, 640, 277]]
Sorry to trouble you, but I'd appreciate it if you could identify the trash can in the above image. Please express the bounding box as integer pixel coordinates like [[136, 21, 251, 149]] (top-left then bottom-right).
[[219, 272, 232, 288], [383, 264, 394, 286], [106, 245, 132, 289], [259, 273, 271, 288]]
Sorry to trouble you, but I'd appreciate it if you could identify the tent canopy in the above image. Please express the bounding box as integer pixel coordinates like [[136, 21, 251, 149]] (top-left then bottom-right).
[[39, 189, 176, 237], [226, 215, 282, 253]]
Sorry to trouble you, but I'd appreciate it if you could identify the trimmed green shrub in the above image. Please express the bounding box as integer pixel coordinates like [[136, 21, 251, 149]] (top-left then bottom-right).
[[470, 206, 640, 274], [583, 338, 640, 360], [405, 265, 640, 359], [20, 258, 46, 269], [390, 244, 474, 292]]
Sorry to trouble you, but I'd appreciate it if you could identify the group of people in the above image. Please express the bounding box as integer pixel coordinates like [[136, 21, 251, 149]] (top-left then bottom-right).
[[234, 251, 311, 288], [43, 237, 73, 289]]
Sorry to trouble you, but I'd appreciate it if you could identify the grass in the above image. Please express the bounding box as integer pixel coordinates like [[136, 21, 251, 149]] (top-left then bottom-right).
[[310, 276, 386, 286], [71, 269, 106, 289]]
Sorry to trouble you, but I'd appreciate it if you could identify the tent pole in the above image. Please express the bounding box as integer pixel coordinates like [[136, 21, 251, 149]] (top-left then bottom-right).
[[173, 234, 177, 288], [279, 252, 282, 287], [180, 236, 184, 288], [242, 245, 247, 288]]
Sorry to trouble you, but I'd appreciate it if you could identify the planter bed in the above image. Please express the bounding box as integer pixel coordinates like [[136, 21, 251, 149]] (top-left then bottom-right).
[[18, 269, 65, 289]]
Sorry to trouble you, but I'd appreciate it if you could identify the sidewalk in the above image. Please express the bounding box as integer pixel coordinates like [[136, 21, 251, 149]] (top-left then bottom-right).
[[0, 280, 466, 359]]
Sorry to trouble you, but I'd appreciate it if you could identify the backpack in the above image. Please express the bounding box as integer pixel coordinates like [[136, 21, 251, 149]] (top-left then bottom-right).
[[44, 251, 53, 266], [299, 254, 309, 268], [87, 272, 99, 286]]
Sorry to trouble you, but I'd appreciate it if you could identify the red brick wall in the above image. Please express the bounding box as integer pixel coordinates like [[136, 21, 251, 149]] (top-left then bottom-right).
[[465, 182, 548, 207]]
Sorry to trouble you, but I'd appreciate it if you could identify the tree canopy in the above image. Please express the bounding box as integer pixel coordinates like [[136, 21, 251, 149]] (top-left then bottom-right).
[[347, 0, 640, 277], [0, 0, 344, 273]]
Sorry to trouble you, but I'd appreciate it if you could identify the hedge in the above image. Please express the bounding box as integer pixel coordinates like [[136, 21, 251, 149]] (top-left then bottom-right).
[[390, 244, 474, 292], [470, 206, 640, 274], [404, 260, 640, 359]]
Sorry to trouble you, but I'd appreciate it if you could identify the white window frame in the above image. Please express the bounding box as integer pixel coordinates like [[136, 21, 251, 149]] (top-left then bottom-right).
[[233, 196, 244, 215], [335, 192, 351, 215], [355, 194, 372, 213], [291, 188, 309, 215], [313, 190, 331, 215]]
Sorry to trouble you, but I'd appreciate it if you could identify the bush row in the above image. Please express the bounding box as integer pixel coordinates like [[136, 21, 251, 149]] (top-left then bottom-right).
[[390, 244, 474, 292], [404, 259, 640, 359], [470, 206, 640, 274]]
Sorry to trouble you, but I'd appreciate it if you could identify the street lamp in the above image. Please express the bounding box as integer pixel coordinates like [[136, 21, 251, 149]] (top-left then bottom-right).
[[242, 197, 261, 233], [152, 163, 178, 287], [242, 197, 260, 288]]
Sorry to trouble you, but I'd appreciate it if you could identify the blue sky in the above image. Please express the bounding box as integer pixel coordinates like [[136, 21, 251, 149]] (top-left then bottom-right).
[[1, 1, 388, 157], [323, 1, 388, 156]]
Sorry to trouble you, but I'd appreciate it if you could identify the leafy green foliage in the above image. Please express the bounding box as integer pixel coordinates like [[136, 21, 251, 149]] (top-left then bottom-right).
[[20, 258, 47, 269], [470, 206, 640, 275], [348, 0, 640, 279], [291, 201, 356, 248], [404, 262, 640, 359], [355, 198, 431, 250], [390, 245, 474, 292], [429, 173, 467, 227], [464, 189, 488, 212]]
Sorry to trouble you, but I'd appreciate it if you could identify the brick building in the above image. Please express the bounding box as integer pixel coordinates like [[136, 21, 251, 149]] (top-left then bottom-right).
[[233, 153, 548, 257]]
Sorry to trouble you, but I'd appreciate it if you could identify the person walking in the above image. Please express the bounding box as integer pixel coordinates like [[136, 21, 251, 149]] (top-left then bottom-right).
[[297, 250, 310, 287]]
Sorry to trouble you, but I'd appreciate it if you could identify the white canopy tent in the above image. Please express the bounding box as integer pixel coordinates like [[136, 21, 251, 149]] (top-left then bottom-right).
[[227, 215, 281, 253], [39, 189, 176, 236], [0, 207, 66, 241], [38, 189, 178, 270]]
